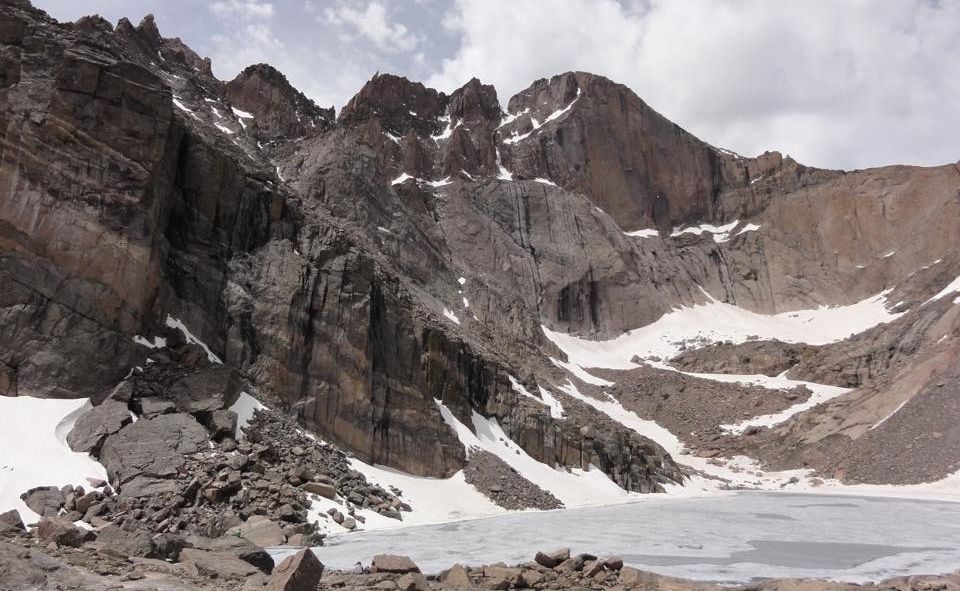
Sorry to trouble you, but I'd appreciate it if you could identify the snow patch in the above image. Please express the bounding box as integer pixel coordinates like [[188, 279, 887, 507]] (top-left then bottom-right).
[[229, 392, 267, 436], [132, 335, 166, 349], [391, 173, 413, 186], [670, 220, 741, 243], [623, 228, 659, 238], [214, 122, 235, 135], [507, 376, 563, 419], [541, 288, 902, 370], [434, 400, 629, 507], [232, 107, 254, 119], [923, 274, 960, 306], [533, 178, 557, 186], [443, 308, 461, 325], [0, 397, 109, 523], [425, 177, 451, 188], [495, 148, 513, 181], [165, 315, 222, 364], [548, 357, 613, 387], [172, 97, 200, 121]]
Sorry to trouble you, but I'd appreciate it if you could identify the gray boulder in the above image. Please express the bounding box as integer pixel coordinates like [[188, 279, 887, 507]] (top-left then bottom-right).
[[534, 547, 570, 568], [371, 554, 420, 574], [265, 548, 324, 591], [37, 517, 91, 547], [171, 367, 241, 415], [237, 515, 285, 547], [0, 510, 25, 534], [20, 486, 63, 517], [66, 400, 132, 454], [98, 413, 209, 497], [178, 548, 260, 579]]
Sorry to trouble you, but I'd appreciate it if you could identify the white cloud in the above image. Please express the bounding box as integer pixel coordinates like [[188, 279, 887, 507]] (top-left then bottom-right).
[[324, 1, 420, 53], [426, 0, 960, 170], [210, 0, 274, 20]]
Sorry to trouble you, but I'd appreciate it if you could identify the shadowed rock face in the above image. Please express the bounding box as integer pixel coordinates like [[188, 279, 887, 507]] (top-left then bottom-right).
[[1, 0, 958, 489]]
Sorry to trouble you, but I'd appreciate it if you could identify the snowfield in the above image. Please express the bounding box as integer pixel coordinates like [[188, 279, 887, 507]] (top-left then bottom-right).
[[0, 396, 108, 523], [542, 288, 903, 371]]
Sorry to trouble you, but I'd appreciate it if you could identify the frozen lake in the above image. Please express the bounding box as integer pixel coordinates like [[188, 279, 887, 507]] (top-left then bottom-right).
[[303, 493, 960, 583]]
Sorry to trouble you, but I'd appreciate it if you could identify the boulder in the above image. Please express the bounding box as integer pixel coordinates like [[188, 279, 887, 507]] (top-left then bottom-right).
[[178, 548, 260, 579], [20, 486, 63, 517], [0, 510, 25, 534], [534, 547, 569, 568], [239, 515, 285, 547], [170, 367, 241, 415], [302, 481, 336, 499], [136, 397, 176, 417], [397, 572, 429, 591], [190, 533, 274, 574], [371, 554, 421, 574], [265, 548, 324, 591], [98, 413, 208, 496], [207, 409, 238, 440], [96, 522, 159, 558], [602, 556, 623, 571], [521, 569, 545, 587], [483, 566, 522, 588], [341, 517, 356, 530], [37, 516, 91, 547], [443, 564, 472, 588], [66, 400, 132, 454]]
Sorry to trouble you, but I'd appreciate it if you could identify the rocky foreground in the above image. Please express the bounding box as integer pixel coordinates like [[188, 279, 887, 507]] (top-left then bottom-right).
[[1, 530, 958, 591]]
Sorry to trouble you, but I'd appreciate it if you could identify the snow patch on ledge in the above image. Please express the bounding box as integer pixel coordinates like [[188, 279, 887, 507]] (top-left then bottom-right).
[[166, 315, 222, 364], [391, 172, 413, 186], [923, 274, 960, 306], [623, 228, 659, 238], [443, 308, 461, 325], [433, 399, 629, 507], [541, 288, 903, 371]]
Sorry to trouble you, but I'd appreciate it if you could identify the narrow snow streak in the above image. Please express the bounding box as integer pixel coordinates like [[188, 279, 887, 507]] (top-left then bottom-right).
[[443, 308, 461, 325], [923, 274, 960, 305], [433, 400, 628, 507], [623, 228, 659, 238], [165, 315, 222, 364]]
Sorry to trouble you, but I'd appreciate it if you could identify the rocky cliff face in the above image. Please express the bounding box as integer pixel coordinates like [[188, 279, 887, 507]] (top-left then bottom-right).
[[1, 0, 958, 497]]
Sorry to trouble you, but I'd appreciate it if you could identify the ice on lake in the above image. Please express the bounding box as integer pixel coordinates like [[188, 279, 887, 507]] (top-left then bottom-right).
[[292, 492, 960, 584]]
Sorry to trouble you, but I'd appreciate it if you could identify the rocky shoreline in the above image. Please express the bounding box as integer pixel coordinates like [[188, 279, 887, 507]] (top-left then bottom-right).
[[1, 530, 958, 591]]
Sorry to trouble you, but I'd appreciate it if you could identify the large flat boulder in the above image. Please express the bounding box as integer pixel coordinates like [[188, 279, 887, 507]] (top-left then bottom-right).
[[170, 367, 241, 415], [266, 549, 324, 591], [66, 400, 132, 454], [371, 554, 420, 574], [178, 548, 260, 579], [238, 515, 285, 547], [98, 413, 208, 497], [20, 486, 63, 517], [37, 517, 91, 547]]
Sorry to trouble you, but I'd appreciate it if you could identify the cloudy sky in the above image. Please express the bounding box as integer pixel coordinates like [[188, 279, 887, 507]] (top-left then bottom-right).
[[35, 0, 959, 171]]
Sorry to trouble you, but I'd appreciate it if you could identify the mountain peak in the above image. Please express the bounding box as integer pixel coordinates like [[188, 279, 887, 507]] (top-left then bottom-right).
[[225, 63, 334, 140]]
